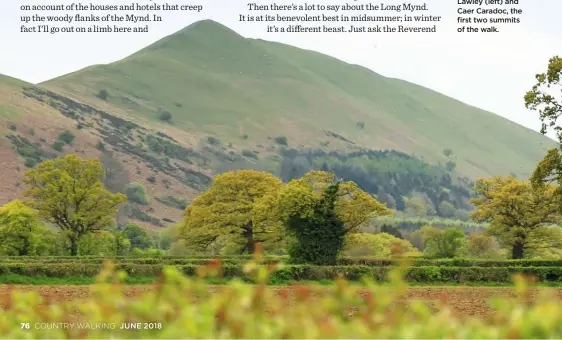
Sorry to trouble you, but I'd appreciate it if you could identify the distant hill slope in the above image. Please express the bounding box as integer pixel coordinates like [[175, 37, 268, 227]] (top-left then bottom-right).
[[41, 20, 555, 179]]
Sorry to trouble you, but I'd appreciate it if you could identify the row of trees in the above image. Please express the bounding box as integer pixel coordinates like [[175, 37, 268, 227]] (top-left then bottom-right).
[[2, 152, 562, 261]]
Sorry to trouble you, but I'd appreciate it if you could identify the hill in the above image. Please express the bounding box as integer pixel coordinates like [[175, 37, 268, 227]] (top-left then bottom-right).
[[42, 20, 555, 179], [0, 20, 557, 228]]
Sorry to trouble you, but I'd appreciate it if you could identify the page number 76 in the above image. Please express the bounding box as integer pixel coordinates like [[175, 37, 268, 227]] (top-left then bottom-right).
[[20, 323, 30, 329]]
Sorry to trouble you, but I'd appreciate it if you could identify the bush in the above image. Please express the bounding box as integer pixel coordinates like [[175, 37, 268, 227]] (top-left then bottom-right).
[[23, 158, 37, 168], [96, 89, 109, 100], [57, 130, 75, 144], [8, 124, 16, 131], [125, 183, 149, 205], [274, 136, 288, 146], [207, 136, 221, 145], [241, 150, 258, 159], [96, 141, 105, 151], [158, 109, 172, 122], [155, 196, 188, 210], [51, 140, 64, 152]]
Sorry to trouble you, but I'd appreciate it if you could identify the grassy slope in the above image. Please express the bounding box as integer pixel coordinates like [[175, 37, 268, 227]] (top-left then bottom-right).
[[41, 20, 556, 179]]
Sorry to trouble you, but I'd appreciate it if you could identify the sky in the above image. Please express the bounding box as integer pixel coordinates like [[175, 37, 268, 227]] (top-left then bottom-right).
[[1, 0, 560, 138]]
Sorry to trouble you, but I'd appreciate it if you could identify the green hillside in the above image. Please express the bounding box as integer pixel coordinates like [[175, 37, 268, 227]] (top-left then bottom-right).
[[42, 19, 556, 179]]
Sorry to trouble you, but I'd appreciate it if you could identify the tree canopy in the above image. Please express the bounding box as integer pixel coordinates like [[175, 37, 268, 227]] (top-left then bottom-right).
[[524, 56, 562, 142], [471, 176, 561, 259], [277, 170, 392, 235], [23, 154, 127, 255], [179, 170, 283, 254], [0, 200, 46, 255]]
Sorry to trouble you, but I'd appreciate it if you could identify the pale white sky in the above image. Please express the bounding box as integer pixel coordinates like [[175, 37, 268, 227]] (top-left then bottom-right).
[[1, 0, 560, 137]]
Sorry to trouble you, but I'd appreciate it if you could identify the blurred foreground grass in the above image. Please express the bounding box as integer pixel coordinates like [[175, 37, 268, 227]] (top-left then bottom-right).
[[1, 247, 561, 339]]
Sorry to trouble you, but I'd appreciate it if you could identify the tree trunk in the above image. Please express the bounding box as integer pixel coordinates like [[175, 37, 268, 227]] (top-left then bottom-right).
[[242, 223, 256, 255], [69, 235, 79, 256], [511, 241, 525, 259]]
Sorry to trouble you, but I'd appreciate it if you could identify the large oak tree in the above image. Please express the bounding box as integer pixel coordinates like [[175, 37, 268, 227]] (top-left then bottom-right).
[[23, 154, 127, 255]]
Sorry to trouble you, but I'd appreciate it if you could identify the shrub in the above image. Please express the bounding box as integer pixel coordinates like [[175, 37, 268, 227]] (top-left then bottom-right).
[[51, 140, 64, 152], [97, 89, 108, 100], [57, 130, 75, 144], [155, 196, 188, 210], [207, 136, 221, 145], [158, 109, 172, 122], [241, 150, 258, 159], [96, 141, 105, 151], [23, 158, 36, 168], [274, 136, 288, 146], [8, 124, 16, 131], [125, 183, 149, 205]]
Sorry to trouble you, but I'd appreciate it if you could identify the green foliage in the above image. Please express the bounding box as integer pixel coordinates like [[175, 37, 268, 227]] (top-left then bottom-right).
[[8, 123, 16, 131], [279, 171, 392, 264], [155, 195, 188, 210], [416, 226, 466, 258], [125, 182, 149, 205], [125, 204, 163, 227], [524, 55, 562, 141], [180, 170, 283, 254], [286, 183, 346, 265], [57, 130, 75, 144], [28, 128, 34, 135], [356, 121, 365, 129], [442, 148, 453, 157], [158, 108, 172, 122], [274, 135, 288, 146], [23, 154, 127, 255], [96, 89, 109, 100], [0, 200, 44, 256], [342, 232, 421, 258], [51, 140, 64, 151], [96, 141, 105, 151], [242, 149, 258, 159], [472, 176, 561, 259], [279, 149, 473, 216], [23, 158, 36, 168], [465, 231, 505, 259], [122, 223, 153, 250], [207, 136, 221, 145], [78, 231, 118, 256]]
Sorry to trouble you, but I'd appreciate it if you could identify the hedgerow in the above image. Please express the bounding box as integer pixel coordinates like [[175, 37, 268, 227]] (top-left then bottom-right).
[[0, 262, 561, 283], [2, 256, 562, 267], [0, 252, 562, 338]]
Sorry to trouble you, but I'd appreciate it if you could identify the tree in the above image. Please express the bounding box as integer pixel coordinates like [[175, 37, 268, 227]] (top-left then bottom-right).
[[419, 226, 465, 258], [179, 170, 283, 254], [125, 183, 149, 205], [343, 232, 421, 258], [285, 183, 346, 265], [524, 56, 562, 141], [23, 154, 127, 256], [278, 170, 392, 236], [0, 200, 43, 255], [464, 232, 505, 259], [471, 176, 560, 259], [278, 170, 392, 263], [122, 223, 153, 250]]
